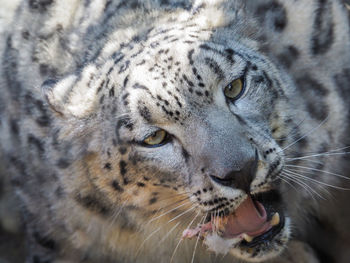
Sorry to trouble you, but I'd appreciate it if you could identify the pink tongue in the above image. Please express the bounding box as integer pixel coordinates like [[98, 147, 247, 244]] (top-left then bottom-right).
[[221, 196, 270, 238]]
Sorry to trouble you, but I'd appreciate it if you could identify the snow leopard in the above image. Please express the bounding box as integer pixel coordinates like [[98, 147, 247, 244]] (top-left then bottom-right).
[[0, 0, 350, 262]]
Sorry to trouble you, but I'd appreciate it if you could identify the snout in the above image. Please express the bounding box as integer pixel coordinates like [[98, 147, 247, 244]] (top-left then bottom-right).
[[210, 149, 259, 192]]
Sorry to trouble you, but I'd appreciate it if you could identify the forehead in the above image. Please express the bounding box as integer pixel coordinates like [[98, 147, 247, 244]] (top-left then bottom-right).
[[106, 24, 249, 125]]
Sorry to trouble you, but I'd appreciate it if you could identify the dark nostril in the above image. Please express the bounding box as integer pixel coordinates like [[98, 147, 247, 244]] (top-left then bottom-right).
[[210, 150, 259, 192]]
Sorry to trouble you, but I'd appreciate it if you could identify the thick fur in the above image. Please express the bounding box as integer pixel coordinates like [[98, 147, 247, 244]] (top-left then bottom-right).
[[0, 0, 350, 262]]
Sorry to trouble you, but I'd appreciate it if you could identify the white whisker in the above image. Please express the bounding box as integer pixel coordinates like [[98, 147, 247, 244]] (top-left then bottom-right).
[[191, 214, 207, 263], [287, 145, 350, 157], [285, 164, 350, 181], [136, 226, 162, 256], [278, 176, 299, 193], [275, 116, 307, 141], [290, 158, 324, 166], [154, 191, 191, 203], [107, 184, 139, 230], [138, 203, 195, 255], [148, 200, 190, 223], [282, 115, 329, 152], [145, 195, 190, 227], [286, 151, 350, 161], [325, 145, 350, 153], [282, 172, 324, 200], [282, 172, 317, 199], [283, 170, 332, 198], [168, 205, 197, 223], [108, 199, 129, 229], [170, 211, 201, 263], [284, 168, 350, 191], [156, 222, 181, 247]]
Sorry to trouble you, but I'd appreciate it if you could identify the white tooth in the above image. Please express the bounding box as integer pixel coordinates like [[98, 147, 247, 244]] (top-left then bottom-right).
[[242, 233, 254, 243], [270, 212, 280, 226]]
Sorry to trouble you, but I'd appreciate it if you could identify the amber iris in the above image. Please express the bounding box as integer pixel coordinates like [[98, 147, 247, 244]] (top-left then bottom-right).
[[143, 130, 168, 146], [224, 78, 244, 100]]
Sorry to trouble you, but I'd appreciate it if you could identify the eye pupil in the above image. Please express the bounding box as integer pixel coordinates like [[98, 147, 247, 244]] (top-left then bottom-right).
[[224, 78, 244, 100]]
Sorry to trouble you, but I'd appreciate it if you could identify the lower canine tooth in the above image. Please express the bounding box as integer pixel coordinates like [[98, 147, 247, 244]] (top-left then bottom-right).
[[270, 212, 280, 226], [242, 233, 254, 242]]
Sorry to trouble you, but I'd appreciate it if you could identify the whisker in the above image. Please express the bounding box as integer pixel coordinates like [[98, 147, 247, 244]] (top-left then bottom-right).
[[170, 211, 201, 263], [153, 191, 191, 204], [211, 210, 217, 233], [148, 200, 191, 223], [156, 222, 181, 248], [255, 83, 263, 96], [278, 176, 299, 193], [285, 164, 350, 181], [283, 170, 332, 199], [144, 192, 191, 224], [107, 184, 139, 229], [282, 172, 317, 200], [145, 195, 189, 226], [281, 115, 329, 152], [138, 203, 195, 256], [282, 172, 324, 200], [289, 158, 324, 166], [145, 197, 191, 226], [286, 151, 350, 161], [286, 168, 338, 189], [275, 116, 307, 142], [191, 213, 207, 263], [144, 199, 191, 232], [168, 205, 197, 223], [155, 195, 190, 210], [136, 225, 162, 256], [323, 145, 350, 153], [286, 145, 350, 158], [284, 168, 350, 190], [108, 198, 129, 229]]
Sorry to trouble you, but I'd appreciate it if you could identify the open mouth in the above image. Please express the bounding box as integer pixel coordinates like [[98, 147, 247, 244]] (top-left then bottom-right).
[[183, 190, 285, 250], [240, 191, 285, 247]]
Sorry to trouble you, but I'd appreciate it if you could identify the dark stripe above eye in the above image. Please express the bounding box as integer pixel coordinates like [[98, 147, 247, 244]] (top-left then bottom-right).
[[199, 44, 235, 64], [204, 57, 225, 79]]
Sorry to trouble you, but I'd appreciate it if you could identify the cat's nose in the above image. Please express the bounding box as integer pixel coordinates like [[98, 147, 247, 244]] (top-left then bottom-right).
[[210, 150, 258, 192]]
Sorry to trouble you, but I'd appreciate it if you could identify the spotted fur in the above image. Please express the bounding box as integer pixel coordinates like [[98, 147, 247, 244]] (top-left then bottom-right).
[[0, 0, 350, 262]]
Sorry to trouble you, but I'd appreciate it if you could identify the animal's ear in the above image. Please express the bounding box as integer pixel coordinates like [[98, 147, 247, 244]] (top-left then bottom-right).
[[42, 64, 101, 118]]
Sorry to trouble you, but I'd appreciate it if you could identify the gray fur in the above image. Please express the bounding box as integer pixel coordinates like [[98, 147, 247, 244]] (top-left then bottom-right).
[[0, 0, 350, 262]]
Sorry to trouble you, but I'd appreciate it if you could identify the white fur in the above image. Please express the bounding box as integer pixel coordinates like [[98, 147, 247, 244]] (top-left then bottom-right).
[[204, 233, 241, 255]]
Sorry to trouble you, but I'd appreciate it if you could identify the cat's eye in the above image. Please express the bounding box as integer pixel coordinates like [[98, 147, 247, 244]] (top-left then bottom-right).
[[143, 130, 169, 147], [224, 78, 244, 100]]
